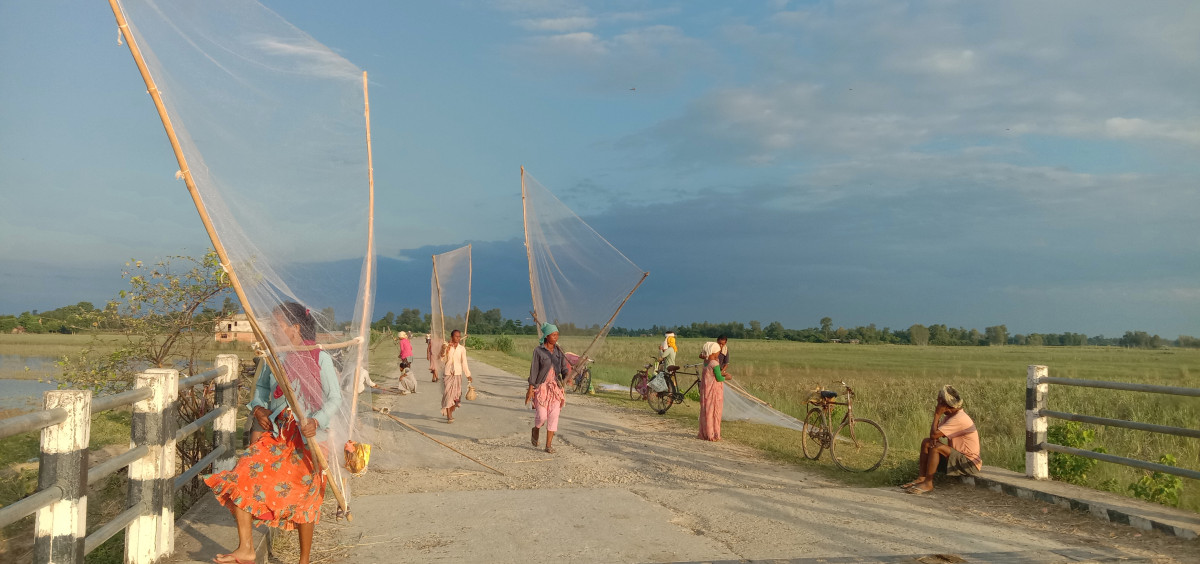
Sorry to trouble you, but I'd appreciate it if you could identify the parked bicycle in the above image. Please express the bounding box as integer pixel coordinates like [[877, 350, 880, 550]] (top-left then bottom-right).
[[646, 363, 702, 415], [801, 381, 888, 472], [565, 352, 593, 394], [629, 356, 664, 400]]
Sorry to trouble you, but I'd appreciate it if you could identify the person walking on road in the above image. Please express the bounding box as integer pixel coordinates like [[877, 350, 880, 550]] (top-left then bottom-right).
[[439, 329, 470, 422], [526, 323, 569, 453]]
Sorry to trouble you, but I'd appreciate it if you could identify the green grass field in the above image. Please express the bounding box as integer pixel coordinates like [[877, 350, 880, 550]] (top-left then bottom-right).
[[471, 335, 1200, 511]]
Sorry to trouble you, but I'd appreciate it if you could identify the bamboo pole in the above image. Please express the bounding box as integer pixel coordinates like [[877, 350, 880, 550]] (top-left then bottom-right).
[[275, 336, 363, 352], [520, 166, 543, 341], [107, 0, 350, 516], [372, 407, 504, 475], [567, 271, 649, 380], [348, 71, 377, 442], [463, 244, 472, 335]]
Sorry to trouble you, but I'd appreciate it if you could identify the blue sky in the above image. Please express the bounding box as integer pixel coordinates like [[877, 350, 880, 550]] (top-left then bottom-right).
[[1, 1, 1198, 337]]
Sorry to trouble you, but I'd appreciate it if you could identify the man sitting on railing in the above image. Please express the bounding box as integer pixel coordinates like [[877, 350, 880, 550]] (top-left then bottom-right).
[[902, 385, 982, 493]]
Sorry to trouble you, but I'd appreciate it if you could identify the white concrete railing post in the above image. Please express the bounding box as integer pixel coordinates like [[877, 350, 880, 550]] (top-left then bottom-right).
[[34, 390, 92, 564], [1025, 364, 1049, 480], [126, 369, 179, 564], [213, 355, 239, 472]]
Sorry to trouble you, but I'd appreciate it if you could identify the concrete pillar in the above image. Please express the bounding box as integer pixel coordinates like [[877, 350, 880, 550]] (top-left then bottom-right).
[[126, 368, 179, 563], [34, 390, 92, 564], [1025, 365, 1049, 480], [213, 354, 239, 472]]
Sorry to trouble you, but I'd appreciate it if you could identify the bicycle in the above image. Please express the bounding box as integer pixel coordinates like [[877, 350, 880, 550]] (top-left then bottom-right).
[[565, 353, 593, 394], [800, 381, 888, 472], [646, 363, 701, 415], [629, 356, 662, 400]]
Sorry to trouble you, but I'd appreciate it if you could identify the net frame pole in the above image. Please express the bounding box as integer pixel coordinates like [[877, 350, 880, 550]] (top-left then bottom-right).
[[107, 0, 349, 514], [432, 255, 446, 341], [348, 71, 377, 442], [520, 166, 543, 341], [463, 245, 472, 335], [567, 271, 649, 379]]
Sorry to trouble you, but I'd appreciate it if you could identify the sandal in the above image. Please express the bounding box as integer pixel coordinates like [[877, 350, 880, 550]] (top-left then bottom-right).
[[907, 486, 932, 495], [213, 554, 254, 564], [899, 479, 923, 489], [544, 446, 556, 454]]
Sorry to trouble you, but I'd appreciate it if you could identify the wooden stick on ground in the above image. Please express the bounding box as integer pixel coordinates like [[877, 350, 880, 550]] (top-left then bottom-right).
[[371, 407, 505, 476]]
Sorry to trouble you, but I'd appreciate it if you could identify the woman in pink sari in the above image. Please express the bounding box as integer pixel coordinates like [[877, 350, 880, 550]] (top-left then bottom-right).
[[697, 339, 726, 441], [525, 323, 568, 453]]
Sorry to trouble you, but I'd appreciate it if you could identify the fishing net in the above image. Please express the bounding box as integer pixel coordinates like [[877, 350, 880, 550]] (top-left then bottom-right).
[[722, 381, 807, 431], [112, 0, 375, 507], [521, 169, 647, 364], [430, 245, 472, 378]]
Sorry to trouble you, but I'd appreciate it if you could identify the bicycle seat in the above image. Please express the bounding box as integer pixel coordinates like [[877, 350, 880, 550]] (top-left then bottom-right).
[[819, 390, 838, 399], [667, 365, 680, 372]]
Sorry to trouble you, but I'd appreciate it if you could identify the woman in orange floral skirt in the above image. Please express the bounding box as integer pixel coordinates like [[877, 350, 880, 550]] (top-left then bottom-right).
[[206, 302, 342, 564]]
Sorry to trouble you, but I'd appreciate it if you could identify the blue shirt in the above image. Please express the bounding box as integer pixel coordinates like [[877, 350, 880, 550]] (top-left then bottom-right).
[[249, 350, 342, 434]]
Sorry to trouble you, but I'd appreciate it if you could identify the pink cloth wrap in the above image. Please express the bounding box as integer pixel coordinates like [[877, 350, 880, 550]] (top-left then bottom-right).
[[698, 359, 723, 441], [533, 366, 564, 432]]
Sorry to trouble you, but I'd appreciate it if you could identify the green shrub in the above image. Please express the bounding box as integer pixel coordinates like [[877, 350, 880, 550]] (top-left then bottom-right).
[[1128, 454, 1184, 507], [463, 335, 486, 349], [1047, 421, 1105, 485], [491, 335, 514, 354]]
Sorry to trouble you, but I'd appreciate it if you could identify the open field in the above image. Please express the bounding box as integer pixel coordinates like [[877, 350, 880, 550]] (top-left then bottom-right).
[[469, 335, 1200, 512], [0, 333, 254, 379]]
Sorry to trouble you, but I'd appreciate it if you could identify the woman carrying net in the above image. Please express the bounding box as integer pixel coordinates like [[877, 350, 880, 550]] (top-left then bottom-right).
[[698, 340, 726, 441], [205, 302, 342, 564], [439, 329, 471, 422], [526, 323, 569, 453]]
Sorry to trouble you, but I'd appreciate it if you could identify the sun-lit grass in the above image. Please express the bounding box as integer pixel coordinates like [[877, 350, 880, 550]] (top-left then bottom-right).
[[470, 335, 1200, 511]]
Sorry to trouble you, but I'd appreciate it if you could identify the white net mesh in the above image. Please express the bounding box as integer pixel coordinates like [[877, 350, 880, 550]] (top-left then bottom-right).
[[722, 382, 807, 431], [521, 169, 647, 361], [114, 0, 374, 505], [430, 245, 472, 377]]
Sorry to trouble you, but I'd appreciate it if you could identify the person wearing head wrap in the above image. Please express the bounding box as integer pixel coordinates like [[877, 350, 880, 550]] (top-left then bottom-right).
[[658, 331, 678, 371], [525, 323, 569, 453], [901, 385, 982, 493], [696, 341, 727, 441]]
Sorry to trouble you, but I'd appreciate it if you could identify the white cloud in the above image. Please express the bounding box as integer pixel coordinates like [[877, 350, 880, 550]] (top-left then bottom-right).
[[517, 16, 597, 32], [1104, 117, 1200, 145]]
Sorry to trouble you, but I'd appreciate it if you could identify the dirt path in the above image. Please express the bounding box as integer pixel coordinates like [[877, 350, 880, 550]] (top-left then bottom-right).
[[273, 357, 1197, 563]]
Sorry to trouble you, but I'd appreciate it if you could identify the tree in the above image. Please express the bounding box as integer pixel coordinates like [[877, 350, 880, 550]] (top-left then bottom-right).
[[765, 321, 786, 340], [820, 317, 833, 340], [985, 325, 1007, 346], [748, 320, 764, 339], [57, 251, 234, 509], [909, 324, 929, 346]]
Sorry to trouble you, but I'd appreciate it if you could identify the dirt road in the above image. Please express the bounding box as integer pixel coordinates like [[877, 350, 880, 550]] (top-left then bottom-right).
[[282, 357, 1196, 563]]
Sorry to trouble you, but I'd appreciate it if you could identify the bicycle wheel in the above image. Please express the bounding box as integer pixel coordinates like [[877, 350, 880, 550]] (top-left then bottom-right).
[[830, 417, 888, 472], [571, 371, 586, 394], [630, 373, 647, 400], [580, 369, 592, 394], [801, 408, 826, 460], [647, 385, 675, 414]]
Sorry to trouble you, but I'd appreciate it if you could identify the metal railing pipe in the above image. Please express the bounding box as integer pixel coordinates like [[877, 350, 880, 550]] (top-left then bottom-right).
[[0, 408, 68, 441], [178, 365, 227, 389], [0, 486, 63, 529], [176, 405, 232, 442], [1040, 409, 1200, 439], [91, 387, 154, 414], [86, 445, 151, 487], [1042, 443, 1200, 481], [174, 444, 228, 491], [1039, 377, 1200, 397], [83, 503, 144, 554]]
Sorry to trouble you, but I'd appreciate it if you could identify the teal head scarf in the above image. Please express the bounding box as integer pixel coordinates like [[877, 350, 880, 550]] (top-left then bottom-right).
[[540, 323, 559, 344]]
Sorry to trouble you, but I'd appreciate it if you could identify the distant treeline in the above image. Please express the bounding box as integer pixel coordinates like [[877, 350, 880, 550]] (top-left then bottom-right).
[[367, 307, 1198, 350], [7, 302, 1195, 350]]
